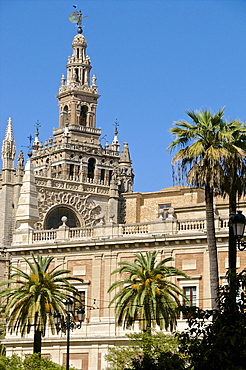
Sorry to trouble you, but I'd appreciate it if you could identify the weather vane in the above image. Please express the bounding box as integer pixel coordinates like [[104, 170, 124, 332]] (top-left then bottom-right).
[[113, 119, 119, 135], [27, 135, 33, 146], [21, 134, 33, 158], [68, 6, 89, 34], [35, 120, 41, 133]]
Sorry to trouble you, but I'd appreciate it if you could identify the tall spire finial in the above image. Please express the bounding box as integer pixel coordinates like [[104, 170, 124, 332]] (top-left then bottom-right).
[[68, 8, 89, 34], [113, 119, 119, 135], [111, 120, 120, 152], [35, 120, 41, 133], [34, 120, 41, 139], [2, 117, 16, 165], [33, 120, 42, 151], [5, 117, 14, 141]]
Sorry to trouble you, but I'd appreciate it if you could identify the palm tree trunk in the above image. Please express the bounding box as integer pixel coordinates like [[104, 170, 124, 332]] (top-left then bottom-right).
[[229, 187, 237, 271], [33, 329, 42, 355], [228, 186, 237, 314], [205, 185, 219, 310]]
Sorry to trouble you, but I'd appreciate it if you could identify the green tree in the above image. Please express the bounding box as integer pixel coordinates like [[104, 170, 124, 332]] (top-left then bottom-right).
[[0, 254, 83, 354], [219, 120, 246, 306], [168, 107, 234, 309], [0, 307, 6, 357], [108, 251, 187, 332], [105, 331, 186, 370], [0, 353, 79, 370], [219, 119, 246, 215], [178, 271, 246, 370]]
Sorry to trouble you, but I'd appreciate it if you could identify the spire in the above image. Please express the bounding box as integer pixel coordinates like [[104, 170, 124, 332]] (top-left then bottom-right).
[[15, 158, 39, 230], [111, 120, 120, 152], [62, 32, 92, 89], [119, 142, 134, 193], [56, 18, 100, 133], [119, 142, 131, 165], [32, 121, 42, 151], [5, 117, 14, 141], [2, 117, 16, 169]]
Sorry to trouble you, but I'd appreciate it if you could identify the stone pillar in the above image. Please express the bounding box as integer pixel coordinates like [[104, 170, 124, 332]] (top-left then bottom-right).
[[103, 253, 118, 320], [70, 101, 77, 125], [203, 247, 211, 310], [90, 254, 103, 322]]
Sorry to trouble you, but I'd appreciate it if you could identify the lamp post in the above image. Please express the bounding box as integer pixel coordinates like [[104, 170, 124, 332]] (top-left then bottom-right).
[[54, 298, 85, 370], [229, 211, 246, 311], [231, 211, 246, 250]]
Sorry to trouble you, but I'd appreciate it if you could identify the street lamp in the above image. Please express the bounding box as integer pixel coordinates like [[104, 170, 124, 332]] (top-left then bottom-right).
[[54, 298, 85, 370], [232, 211, 246, 251]]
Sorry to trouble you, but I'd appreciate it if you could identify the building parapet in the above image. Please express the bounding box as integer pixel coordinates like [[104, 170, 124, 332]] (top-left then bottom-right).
[[53, 125, 101, 137], [12, 217, 229, 246], [32, 141, 120, 158], [35, 176, 110, 194]]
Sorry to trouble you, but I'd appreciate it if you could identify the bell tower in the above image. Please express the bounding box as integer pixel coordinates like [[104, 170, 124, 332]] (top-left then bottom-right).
[[54, 14, 100, 146], [29, 12, 134, 229]]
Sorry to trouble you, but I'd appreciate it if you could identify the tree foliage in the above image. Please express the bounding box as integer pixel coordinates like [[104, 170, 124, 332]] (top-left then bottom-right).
[[168, 107, 246, 310], [0, 254, 83, 353], [108, 251, 188, 331], [105, 331, 186, 370], [177, 271, 246, 370], [0, 354, 78, 370]]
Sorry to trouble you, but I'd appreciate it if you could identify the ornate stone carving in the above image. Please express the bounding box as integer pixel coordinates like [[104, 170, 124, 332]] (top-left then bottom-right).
[[37, 189, 102, 228], [2, 140, 16, 161], [118, 194, 126, 224], [17, 150, 24, 172]]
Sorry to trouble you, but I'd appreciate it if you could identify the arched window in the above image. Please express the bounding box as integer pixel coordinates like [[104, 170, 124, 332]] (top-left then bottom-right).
[[45, 207, 80, 229], [88, 158, 96, 179], [79, 105, 88, 126], [63, 105, 69, 125], [75, 68, 79, 82]]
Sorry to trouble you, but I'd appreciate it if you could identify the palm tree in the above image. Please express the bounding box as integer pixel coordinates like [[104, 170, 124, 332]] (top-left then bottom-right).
[[168, 108, 246, 310], [217, 119, 246, 212], [219, 121, 246, 305], [0, 254, 83, 354], [108, 251, 188, 332]]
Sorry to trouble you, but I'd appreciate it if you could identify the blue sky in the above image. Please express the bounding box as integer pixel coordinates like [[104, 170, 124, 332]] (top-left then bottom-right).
[[1, 0, 246, 193]]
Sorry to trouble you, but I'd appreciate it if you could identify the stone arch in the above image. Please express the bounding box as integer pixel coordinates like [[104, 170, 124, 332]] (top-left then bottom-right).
[[63, 105, 69, 126], [79, 105, 88, 126], [44, 205, 81, 230]]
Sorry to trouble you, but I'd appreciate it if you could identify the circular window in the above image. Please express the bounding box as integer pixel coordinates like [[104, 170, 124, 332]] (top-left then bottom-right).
[[45, 207, 80, 229]]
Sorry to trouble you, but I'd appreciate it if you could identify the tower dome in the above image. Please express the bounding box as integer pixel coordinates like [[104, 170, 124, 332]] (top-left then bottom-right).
[[72, 34, 87, 48]]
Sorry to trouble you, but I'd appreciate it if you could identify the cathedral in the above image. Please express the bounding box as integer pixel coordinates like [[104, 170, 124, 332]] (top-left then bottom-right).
[[0, 12, 246, 370]]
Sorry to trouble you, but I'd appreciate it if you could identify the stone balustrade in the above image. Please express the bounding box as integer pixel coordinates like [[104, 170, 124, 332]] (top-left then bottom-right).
[[178, 219, 206, 232], [69, 227, 94, 239], [122, 223, 149, 235], [12, 217, 229, 246], [32, 230, 57, 242]]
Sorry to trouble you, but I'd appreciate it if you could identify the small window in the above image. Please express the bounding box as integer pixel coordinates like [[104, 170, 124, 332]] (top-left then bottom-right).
[[75, 68, 79, 82], [183, 286, 197, 307], [158, 204, 171, 219], [100, 169, 105, 182], [63, 105, 69, 125], [108, 170, 113, 185], [79, 105, 88, 126], [69, 164, 74, 178], [88, 158, 96, 179]]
